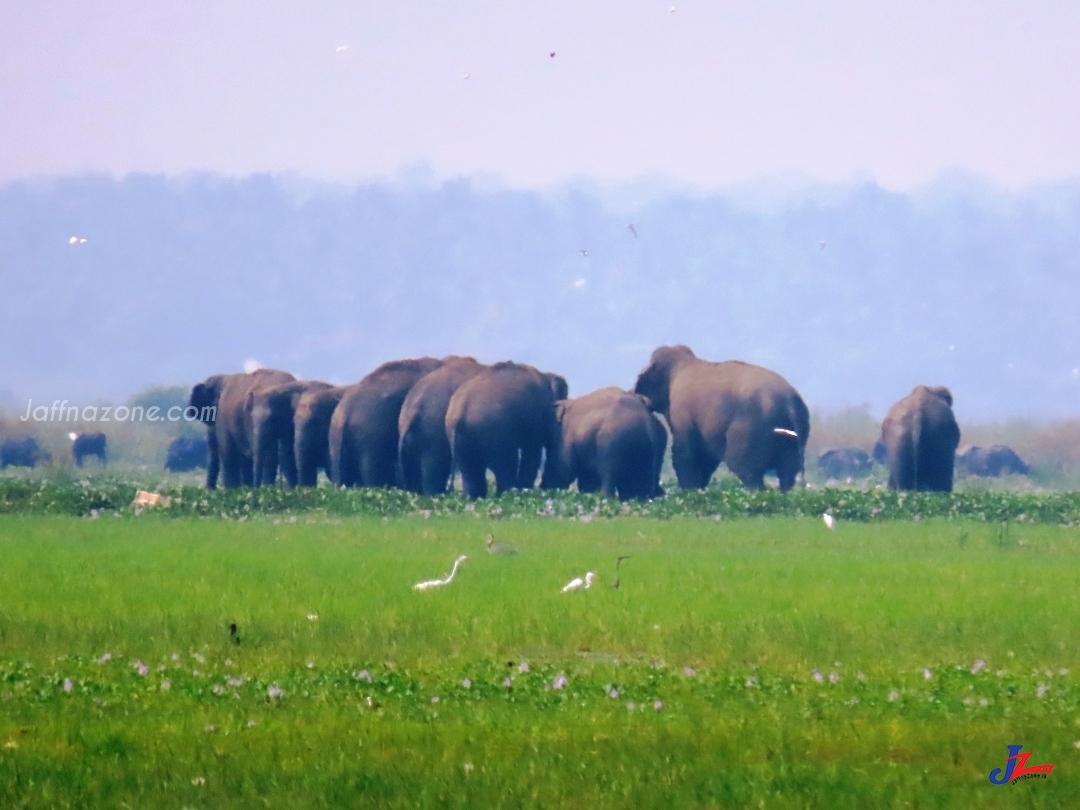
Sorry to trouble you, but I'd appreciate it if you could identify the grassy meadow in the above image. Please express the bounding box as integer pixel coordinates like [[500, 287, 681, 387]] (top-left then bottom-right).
[[2, 512, 1080, 808]]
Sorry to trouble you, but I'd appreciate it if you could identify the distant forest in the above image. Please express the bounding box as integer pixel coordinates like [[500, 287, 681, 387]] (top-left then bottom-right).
[[1, 172, 1078, 419]]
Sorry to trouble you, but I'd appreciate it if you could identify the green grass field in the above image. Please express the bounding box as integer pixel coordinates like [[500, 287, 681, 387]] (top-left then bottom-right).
[[2, 513, 1079, 808]]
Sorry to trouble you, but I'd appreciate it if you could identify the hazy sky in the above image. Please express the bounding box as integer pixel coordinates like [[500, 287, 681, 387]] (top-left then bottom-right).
[[2, 1, 1079, 189]]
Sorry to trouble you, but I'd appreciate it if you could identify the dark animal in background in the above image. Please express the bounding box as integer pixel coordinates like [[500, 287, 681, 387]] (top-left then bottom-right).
[[329, 358, 445, 487], [542, 387, 667, 500], [164, 436, 209, 472], [293, 386, 349, 487], [71, 432, 107, 467], [248, 380, 331, 487], [189, 368, 296, 489], [956, 444, 1029, 477], [872, 441, 887, 465], [0, 437, 50, 469], [880, 385, 961, 492], [633, 345, 809, 491], [817, 447, 872, 480], [398, 356, 487, 494], [446, 361, 569, 499]]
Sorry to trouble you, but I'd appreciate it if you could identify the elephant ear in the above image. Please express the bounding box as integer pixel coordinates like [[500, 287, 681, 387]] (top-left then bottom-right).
[[926, 386, 953, 407], [545, 374, 569, 402]]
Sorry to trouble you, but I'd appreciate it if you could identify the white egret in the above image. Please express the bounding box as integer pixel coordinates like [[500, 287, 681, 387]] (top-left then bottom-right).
[[561, 571, 595, 592], [823, 513, 836, 530], [414, 555, 468, 591]]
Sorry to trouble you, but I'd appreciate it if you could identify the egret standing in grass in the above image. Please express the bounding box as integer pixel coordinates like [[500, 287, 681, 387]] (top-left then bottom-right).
[[561, 572, 595, 592], [414, 555, 468, 591]]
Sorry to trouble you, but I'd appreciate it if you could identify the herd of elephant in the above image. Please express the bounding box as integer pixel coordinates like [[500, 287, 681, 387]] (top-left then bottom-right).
[[187, 345, 972, 500]]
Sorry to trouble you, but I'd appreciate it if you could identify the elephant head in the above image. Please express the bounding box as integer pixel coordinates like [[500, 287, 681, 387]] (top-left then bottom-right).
[[921, 385, 954, 407], [632, 344, 696, 415], [189, 374, 227, 424]]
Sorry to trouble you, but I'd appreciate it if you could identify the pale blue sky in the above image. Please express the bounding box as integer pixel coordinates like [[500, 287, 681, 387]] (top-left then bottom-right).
[[2, 0, 1079, 189]]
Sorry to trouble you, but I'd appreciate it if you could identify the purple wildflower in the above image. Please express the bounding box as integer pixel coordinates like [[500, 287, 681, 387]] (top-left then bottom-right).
[[553, 674, 568, 690]]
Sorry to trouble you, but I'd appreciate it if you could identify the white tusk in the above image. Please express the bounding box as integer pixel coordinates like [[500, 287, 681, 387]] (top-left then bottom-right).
[[774, 428, 798, 438]]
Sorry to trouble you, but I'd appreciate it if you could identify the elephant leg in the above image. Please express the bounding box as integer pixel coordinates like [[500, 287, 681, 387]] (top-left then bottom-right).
[[516, 442, 543, 490], [599, 472, 618, 499], [734, 468, 766, 490], [360, 447, 396, 488], [221, 436, 243, 489], [206, 431, 220, 489], [240, 455, 255, 487], [491, 447, 520, 495], [775, 446, 803, 492], [672, 434, 716, 489], [576, 469, 601, 493], [888, 437, 916, 490], [420, 449, 451, 495], [279, 438, 298, 488], [335, 436, 359, 487], [459, 455, 488, 499], [255, 439, 278, 487], [264, 442, 280, 486]]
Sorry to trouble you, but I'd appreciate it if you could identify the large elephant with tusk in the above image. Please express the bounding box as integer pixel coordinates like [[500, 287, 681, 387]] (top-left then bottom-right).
[[632, 345, 809, 491]]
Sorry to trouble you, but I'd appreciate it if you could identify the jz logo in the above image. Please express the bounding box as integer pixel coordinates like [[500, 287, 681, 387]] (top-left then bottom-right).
[[988, 745, 1054, 785]]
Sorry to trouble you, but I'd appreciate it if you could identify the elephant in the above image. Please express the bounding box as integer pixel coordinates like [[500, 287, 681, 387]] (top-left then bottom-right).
[[328, 358, 445, 487], [872, 441, 887, 465], [956, 444, 1029, 477], [165, 436, 209, 472], [293, 386, 349, 486], [817, 447, 872, 480], [541, 386, 667, 500], [445, 361, 569, 499], [0, 437, 50, 469], [248, 380, 331, 487], [632, 345, 810, 491], [880, 385, 961, 492], [189, 368, 296, 489], [71, 432, 107, 467], [398, 356, 486, 494]]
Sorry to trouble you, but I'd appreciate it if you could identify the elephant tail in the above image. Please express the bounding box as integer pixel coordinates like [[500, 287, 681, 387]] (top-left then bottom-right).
[[398, 419, 423, 492]]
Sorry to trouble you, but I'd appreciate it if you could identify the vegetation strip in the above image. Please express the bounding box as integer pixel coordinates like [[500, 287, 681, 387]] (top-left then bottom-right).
[[3, 478, 1080, 523]]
